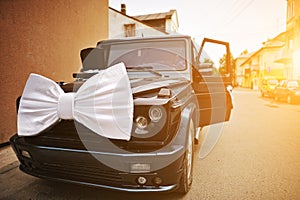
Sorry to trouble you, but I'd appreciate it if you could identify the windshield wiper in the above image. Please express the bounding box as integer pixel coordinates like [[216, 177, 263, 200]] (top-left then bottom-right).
[[126, 66, 163, 77]]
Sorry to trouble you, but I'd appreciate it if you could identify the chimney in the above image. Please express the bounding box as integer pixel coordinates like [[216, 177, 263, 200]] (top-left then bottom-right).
[[121, 4, 126, 15]]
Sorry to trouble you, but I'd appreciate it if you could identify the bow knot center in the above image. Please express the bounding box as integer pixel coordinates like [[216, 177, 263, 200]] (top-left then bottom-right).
[[57, 93, 75, 119]]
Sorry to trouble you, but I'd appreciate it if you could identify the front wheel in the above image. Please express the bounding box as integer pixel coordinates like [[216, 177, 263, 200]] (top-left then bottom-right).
[[178, 120, 195, 194], [287, 95, 293, 104]]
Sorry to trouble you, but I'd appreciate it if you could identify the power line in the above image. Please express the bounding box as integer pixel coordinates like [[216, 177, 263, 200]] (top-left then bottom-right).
[[225, 0, 256, 26], [198, 0, 228, 20], [210, 0, 256, 36]]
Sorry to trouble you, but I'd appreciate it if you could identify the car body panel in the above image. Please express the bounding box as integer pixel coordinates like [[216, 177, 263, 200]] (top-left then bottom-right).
[[274, 80, 300, 104], [260, 78, 279, 97], [11, 35, 233, 193]]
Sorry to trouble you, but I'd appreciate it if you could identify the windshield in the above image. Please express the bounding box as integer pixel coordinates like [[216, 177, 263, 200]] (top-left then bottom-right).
[[287, 81, 299, 88], [100, 39, 187, 71], [268, 79, 278, 85]]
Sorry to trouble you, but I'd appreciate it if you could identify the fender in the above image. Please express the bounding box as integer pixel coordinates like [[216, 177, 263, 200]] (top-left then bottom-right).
[[172, 102, 199, 149]]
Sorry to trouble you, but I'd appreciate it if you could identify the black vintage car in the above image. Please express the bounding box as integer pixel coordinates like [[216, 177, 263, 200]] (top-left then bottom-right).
[[10, 35, 233, 193]]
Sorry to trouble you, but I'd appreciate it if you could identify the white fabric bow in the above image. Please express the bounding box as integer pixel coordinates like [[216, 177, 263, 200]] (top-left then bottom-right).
[[17, 63, 133, 141]]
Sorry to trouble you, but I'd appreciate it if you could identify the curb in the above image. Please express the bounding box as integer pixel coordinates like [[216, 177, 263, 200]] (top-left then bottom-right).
[[0, 145, 19, 174], [0, 160, 19, 174], [0, 142, 10, 148]]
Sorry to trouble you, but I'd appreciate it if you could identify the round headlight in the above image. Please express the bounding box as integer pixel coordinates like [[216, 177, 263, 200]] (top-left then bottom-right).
[[135, 116, 148, 129], [149, 106, 164, 122]]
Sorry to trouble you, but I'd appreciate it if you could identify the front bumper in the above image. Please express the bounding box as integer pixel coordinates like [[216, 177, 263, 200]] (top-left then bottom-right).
[[10, 97, 196, 193], [10, 121, 188, 193], [293, 94, 300, 103]]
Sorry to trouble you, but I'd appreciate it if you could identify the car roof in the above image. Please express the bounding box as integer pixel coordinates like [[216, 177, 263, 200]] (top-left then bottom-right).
[[97, 35, 191, 46]]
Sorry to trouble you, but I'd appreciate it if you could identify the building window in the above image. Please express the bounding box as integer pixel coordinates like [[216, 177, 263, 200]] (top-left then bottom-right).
[[289, 39, 293, 49], [287, 0, 295, 20], [124, 24, 136, 37]]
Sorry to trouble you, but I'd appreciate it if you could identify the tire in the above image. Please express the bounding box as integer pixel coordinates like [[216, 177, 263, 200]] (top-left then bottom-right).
[[287, 95, 293, 104], [274, 95, 279, 102], [178, 120, 195, 194]]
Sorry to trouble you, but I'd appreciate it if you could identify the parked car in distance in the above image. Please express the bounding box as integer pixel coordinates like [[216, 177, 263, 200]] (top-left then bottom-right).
[[274, 80, 300, 104], [260, 77, 279, 97]]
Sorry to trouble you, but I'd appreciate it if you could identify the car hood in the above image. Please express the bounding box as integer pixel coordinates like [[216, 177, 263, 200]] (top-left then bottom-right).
[[288, 87, 300, 91], [62, 77, 190, 106], [130, 77, 190, 105]]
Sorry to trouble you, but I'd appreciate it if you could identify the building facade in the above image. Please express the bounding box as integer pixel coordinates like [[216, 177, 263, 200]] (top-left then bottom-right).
[[133, 10, 179, 34], [239, 33, 285, 89], [237, 0, 300, 89], [109, 6, 167, 38], [0, 0, 109, 143], [282, 0, 300, 79], [235, 52, 250, 87]]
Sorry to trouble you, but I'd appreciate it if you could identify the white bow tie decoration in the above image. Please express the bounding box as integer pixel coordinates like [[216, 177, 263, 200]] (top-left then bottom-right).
[[17, 63, 133, 141]]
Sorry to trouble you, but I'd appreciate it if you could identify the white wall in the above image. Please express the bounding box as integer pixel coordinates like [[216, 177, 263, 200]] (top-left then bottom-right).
[[166, 11, 179, 33], [109, 9, 166, 38]]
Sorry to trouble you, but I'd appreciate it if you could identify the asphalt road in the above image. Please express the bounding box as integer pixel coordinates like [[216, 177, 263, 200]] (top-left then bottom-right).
[[1, 88, 300, 199]]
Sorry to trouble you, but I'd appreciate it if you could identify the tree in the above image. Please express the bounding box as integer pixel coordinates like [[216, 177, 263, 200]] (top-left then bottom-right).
[[203, 58, 214, 65], [219, 53, 234, 76]]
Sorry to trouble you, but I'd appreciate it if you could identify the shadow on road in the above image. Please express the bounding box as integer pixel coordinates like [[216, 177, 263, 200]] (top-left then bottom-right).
[[35, 179, 185, 200]]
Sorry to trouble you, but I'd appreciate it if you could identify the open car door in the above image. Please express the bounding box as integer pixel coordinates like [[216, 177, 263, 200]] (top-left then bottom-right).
[[192, 38, 233, 127]]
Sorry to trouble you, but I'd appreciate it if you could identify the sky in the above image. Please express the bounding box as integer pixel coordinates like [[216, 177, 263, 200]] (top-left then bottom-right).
[[109, 0, 287, 57]]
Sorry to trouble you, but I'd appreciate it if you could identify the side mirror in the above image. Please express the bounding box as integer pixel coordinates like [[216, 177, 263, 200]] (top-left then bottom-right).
[[80, 48, 106, 71]]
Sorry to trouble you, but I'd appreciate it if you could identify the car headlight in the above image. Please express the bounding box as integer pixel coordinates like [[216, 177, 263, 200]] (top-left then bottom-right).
[[133, 105, 167, 138], [149, 105, 163, 122], [135, 116, 148, 129]]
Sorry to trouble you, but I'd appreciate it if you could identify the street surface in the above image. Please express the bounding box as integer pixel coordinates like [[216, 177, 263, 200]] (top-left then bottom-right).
[[1, 88, 300, 199]]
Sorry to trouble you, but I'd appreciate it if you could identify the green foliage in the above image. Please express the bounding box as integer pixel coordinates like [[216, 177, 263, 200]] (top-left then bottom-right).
[[203, 58, 214, 65], [219, 53, 234, 75]]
